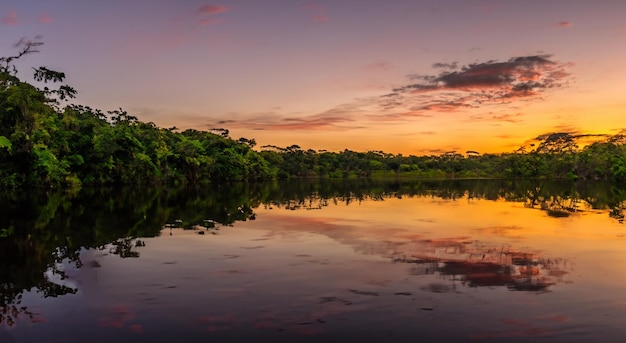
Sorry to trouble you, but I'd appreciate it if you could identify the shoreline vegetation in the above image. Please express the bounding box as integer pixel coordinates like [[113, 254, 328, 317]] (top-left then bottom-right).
[[2, 39, 626, 188]]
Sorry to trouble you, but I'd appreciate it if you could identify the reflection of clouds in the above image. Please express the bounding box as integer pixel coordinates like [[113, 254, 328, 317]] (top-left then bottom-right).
[[195, 314, 239, 332], [261, 214, 570, 292], [397, 239, 570, 292], [98, 304, 144, 335]]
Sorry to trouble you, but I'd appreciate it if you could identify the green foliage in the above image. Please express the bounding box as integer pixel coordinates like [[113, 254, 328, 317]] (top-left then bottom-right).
[[2, 39, 626, 188], [0, 135, 11, 152]]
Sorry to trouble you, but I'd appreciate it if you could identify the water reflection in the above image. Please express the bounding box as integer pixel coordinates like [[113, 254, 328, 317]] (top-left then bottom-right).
[[1, 179, 625, 338], [259, 179, 626, 223], [338, 228, 563, 290], [396, 241, 569, 292]]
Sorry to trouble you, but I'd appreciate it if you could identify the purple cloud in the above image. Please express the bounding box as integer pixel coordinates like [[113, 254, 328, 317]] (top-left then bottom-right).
[[555, 21, 572, 28], [384, 55, 572, 116], [203, 55, 571, 132], [196, 4, 229, 26], [39, 14, 52, 24], [198, 4, 229, 15], [1, 9, 18, 26]]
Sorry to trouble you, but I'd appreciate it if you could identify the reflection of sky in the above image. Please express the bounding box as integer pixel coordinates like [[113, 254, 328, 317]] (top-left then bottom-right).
[[257, 196, 625, 255], [4, 194, 626, 341]]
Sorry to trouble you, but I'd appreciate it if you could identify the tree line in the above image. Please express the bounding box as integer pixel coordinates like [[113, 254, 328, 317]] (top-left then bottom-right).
[[2, 40, 626, 188]]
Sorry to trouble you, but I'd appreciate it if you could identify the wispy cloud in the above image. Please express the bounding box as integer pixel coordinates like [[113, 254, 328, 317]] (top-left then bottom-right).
[[205, 55, 571, 132], [469, 112, 523, 123], [432, 62, 458, 70], [301, 3, 329, 23], [1, 9, 18, 26], [204, 108, 358, 131], [262, 116, 352, 130], [39, 14, 52, 24], [1, 10, 53, 26], [367, 111, 432, 122], [495, 134, 514, 139], [555, 21, 572, 28], [117, 4, 232, 56], [198, 4, 229, 15], [361, 60, 394, 72], [196, 3, 229, 26]]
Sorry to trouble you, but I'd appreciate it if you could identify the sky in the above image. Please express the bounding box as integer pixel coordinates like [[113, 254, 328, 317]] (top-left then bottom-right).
[[1, 0, 625, 155]]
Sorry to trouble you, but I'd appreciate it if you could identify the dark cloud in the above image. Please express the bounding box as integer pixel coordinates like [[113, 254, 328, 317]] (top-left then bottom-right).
[[383, 55, 571, 116], [432, 62, 458, 70], [406, 74, 437, 82], [204, 55, 571, 131]]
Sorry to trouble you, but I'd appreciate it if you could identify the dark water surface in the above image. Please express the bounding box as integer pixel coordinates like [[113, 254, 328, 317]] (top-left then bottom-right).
[[2, 179, 626, 342]]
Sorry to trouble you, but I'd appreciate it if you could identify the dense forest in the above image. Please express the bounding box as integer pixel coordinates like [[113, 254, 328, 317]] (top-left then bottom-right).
[[2, 39, 626, 188]]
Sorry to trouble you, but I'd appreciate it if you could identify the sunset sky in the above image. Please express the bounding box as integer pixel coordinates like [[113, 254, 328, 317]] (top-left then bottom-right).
[[1, 0, 625, 155]]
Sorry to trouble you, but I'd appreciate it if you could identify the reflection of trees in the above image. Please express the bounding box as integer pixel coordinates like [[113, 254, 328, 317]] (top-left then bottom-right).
[[0, 179, 623, 326], [1, 305, 38, 328], [0, 241, 78, 327], [583, 185, 626, 224], [320, 227, 570, 293], [609, 206, 625, 224], [0, 188, 161, 327], [0, 183, 268, 320], [523, 190, 581, 218], [108, 238, 145, 258], [264, 179, 626, 223]]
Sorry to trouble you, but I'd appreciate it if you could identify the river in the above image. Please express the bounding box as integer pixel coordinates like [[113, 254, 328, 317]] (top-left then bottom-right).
[[1, 179, 625, 342]]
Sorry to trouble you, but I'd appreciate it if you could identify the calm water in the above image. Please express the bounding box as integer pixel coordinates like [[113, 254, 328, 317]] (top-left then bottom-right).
[[1, 179, 626, 342]]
